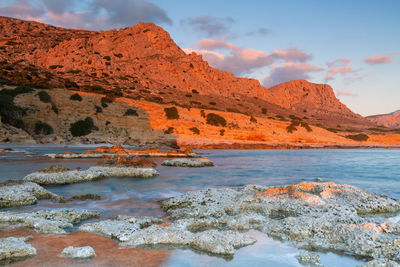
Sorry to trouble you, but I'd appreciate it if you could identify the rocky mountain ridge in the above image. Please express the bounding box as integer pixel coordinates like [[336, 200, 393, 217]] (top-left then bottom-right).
[[367, 110, 400, 128]]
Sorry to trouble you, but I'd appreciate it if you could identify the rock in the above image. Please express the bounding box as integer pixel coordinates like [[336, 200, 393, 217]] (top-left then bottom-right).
[[161, 157, 214, 167], [315, 177, 323, 182], [45, 146, 199, 159], [23, 166, 158, 185], [296, 251, 321, 266], [0, 181, 59, 208], [159, 182, 400, 261], [62, 246, 95, 259], [362, 259, 400, 267], [79, 215, 256, 255], [0, 209, 99, 234], [37, 165, 71, 173], [0, 236, 36, 264]]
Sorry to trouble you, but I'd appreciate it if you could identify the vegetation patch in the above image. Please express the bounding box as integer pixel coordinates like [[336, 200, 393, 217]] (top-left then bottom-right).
[[70, 93, 82, 101], [301, 122, 312, 132], [220, 129, 225, 136], [262, 108, 267, 115], [206, 113, 226, 127], [164, 127, 174, 134], [70, 117, 98, 137], [124, 108, 139, 116], [189, 127, 200, 135], [101, 97, 112, 108], [164, 107, 179, 119], [95, 106, 102, 113], [345, 133, 369, 142], [37, 91, 51, 103], [286, 124, 297, 133], [51, 105, 58, 114], [34, 121, 53, 135], [250, 116, 257, 123]]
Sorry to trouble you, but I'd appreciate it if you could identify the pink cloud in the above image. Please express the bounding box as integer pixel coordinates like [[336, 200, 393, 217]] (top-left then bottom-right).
[[326, 58, 351, 67], [329, 66, 354, 74], [271, 47, 312, 62], [190, 40, 314, 76], [336, 90, 358, 97], [364, 55, 392, 65], [262, 62, 324, 87]]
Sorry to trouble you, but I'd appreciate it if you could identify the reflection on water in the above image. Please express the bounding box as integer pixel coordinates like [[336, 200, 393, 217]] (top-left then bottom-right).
[[1, 145, 399, 266]]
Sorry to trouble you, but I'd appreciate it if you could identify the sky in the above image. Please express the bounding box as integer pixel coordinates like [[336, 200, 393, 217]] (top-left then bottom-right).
[[0, 0, 399, 116]]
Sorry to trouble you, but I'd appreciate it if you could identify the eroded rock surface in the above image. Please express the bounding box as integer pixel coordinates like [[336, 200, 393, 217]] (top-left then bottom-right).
[[362, 259, 400, 267], [297, 251, 321, 266], [62, 246, 96, 259], [23, 165, 158, 185], [0, 181, 59, 208], [0, 209, 99, 234], [0, 236, 36, 264], [162, 157, 214, 167], [79, 215, 255, 255], [159, 182, 400, 261], [45, 146, 199, 159]]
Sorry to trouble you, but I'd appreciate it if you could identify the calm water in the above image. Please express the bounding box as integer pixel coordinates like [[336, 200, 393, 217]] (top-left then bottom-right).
[[1, 144, 399, 266]]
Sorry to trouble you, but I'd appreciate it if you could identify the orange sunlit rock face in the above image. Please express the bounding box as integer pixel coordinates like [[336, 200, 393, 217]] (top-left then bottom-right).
[[0, 227, 170, 267]]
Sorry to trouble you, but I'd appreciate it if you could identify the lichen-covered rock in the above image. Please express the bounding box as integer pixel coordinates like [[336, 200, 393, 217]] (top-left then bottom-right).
[[62, 246, 95, 259], [161, 157, 214, 167], [296, 251, 321, 266], [0, 236, 36, 264], [0, 209, 99, 234], [159, 182, 400, 261], [0, 181, 59, 208], [79, 215, 255, 255], [23, 166, 158, 185], [362, 259, 400, 267]]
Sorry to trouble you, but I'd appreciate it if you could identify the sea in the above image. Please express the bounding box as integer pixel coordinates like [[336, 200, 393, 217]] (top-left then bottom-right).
[[1, 144, 399, 267]]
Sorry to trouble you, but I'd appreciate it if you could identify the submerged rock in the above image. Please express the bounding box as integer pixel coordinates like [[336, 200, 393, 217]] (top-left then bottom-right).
[[0, 236, 36, 264], [0, 209, 99, 234], [23, 165, 158, 185], [159, 182, 400, 261], [0, 181, 59, 208], [161, 157, 214, 167], [79, 215, 255, 255], [362, 259, 400, 267], [296, 251, 321, 266], [62, 246, 95, 259]]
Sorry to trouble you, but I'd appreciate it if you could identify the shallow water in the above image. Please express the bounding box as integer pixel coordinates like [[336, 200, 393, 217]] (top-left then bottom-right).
[[1, 145, 399, 266]]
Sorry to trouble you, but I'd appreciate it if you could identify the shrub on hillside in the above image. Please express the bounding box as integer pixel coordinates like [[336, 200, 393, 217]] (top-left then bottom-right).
[[101, 97, 112, 108], [206, 113, 226, 127], [34, 121, 53, 135], [164, 127, 174, 134], [301, 122, 312, 132], [286, 125, 297, 133], [261, 108, 267, 115], [37, 91, 51, 103], [70, 93, 83, 101], [189, 127, 200, 135], [70, 117, 98, 137], [220, 129, 225, 136], [345, 133, 369, 141], [164, 107, 179, 119], [250, 116, 257, 123], [95, 106, 102, 113], [51, 105, 58, 114], [124, 108, 138, 116]]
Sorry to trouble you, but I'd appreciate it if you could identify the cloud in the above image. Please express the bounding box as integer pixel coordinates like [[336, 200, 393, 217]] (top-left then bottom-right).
[[183, 15, 234, 37], [336, 90, 358, 97], [262, 62, 324, 87], [271, 47, 312, 62], [326, 58, 351, 67], [364, 55, 392, 65], [187, 39, 314, 76], [245, 27, 270, 36], [0, 0, 172, 30], [0, 0, 45, 20], [325, 58, 354, 81]]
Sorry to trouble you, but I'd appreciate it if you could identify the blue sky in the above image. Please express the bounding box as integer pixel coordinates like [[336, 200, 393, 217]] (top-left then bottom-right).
[[0, 0, 399, 116]]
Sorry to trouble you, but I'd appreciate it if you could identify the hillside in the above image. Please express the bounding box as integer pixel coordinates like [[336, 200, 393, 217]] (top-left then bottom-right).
[[0, 16, 398, 147], [367, 110, 400, 128]]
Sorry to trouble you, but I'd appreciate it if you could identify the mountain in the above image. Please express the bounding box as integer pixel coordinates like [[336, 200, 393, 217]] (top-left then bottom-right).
[[1, 16, 396, 147], [367, 110, 400, 128]]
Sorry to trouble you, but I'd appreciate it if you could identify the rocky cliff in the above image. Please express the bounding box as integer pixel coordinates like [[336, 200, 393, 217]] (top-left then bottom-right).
[[0, 16, 396, 147], [367, 110, 400, 128]]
